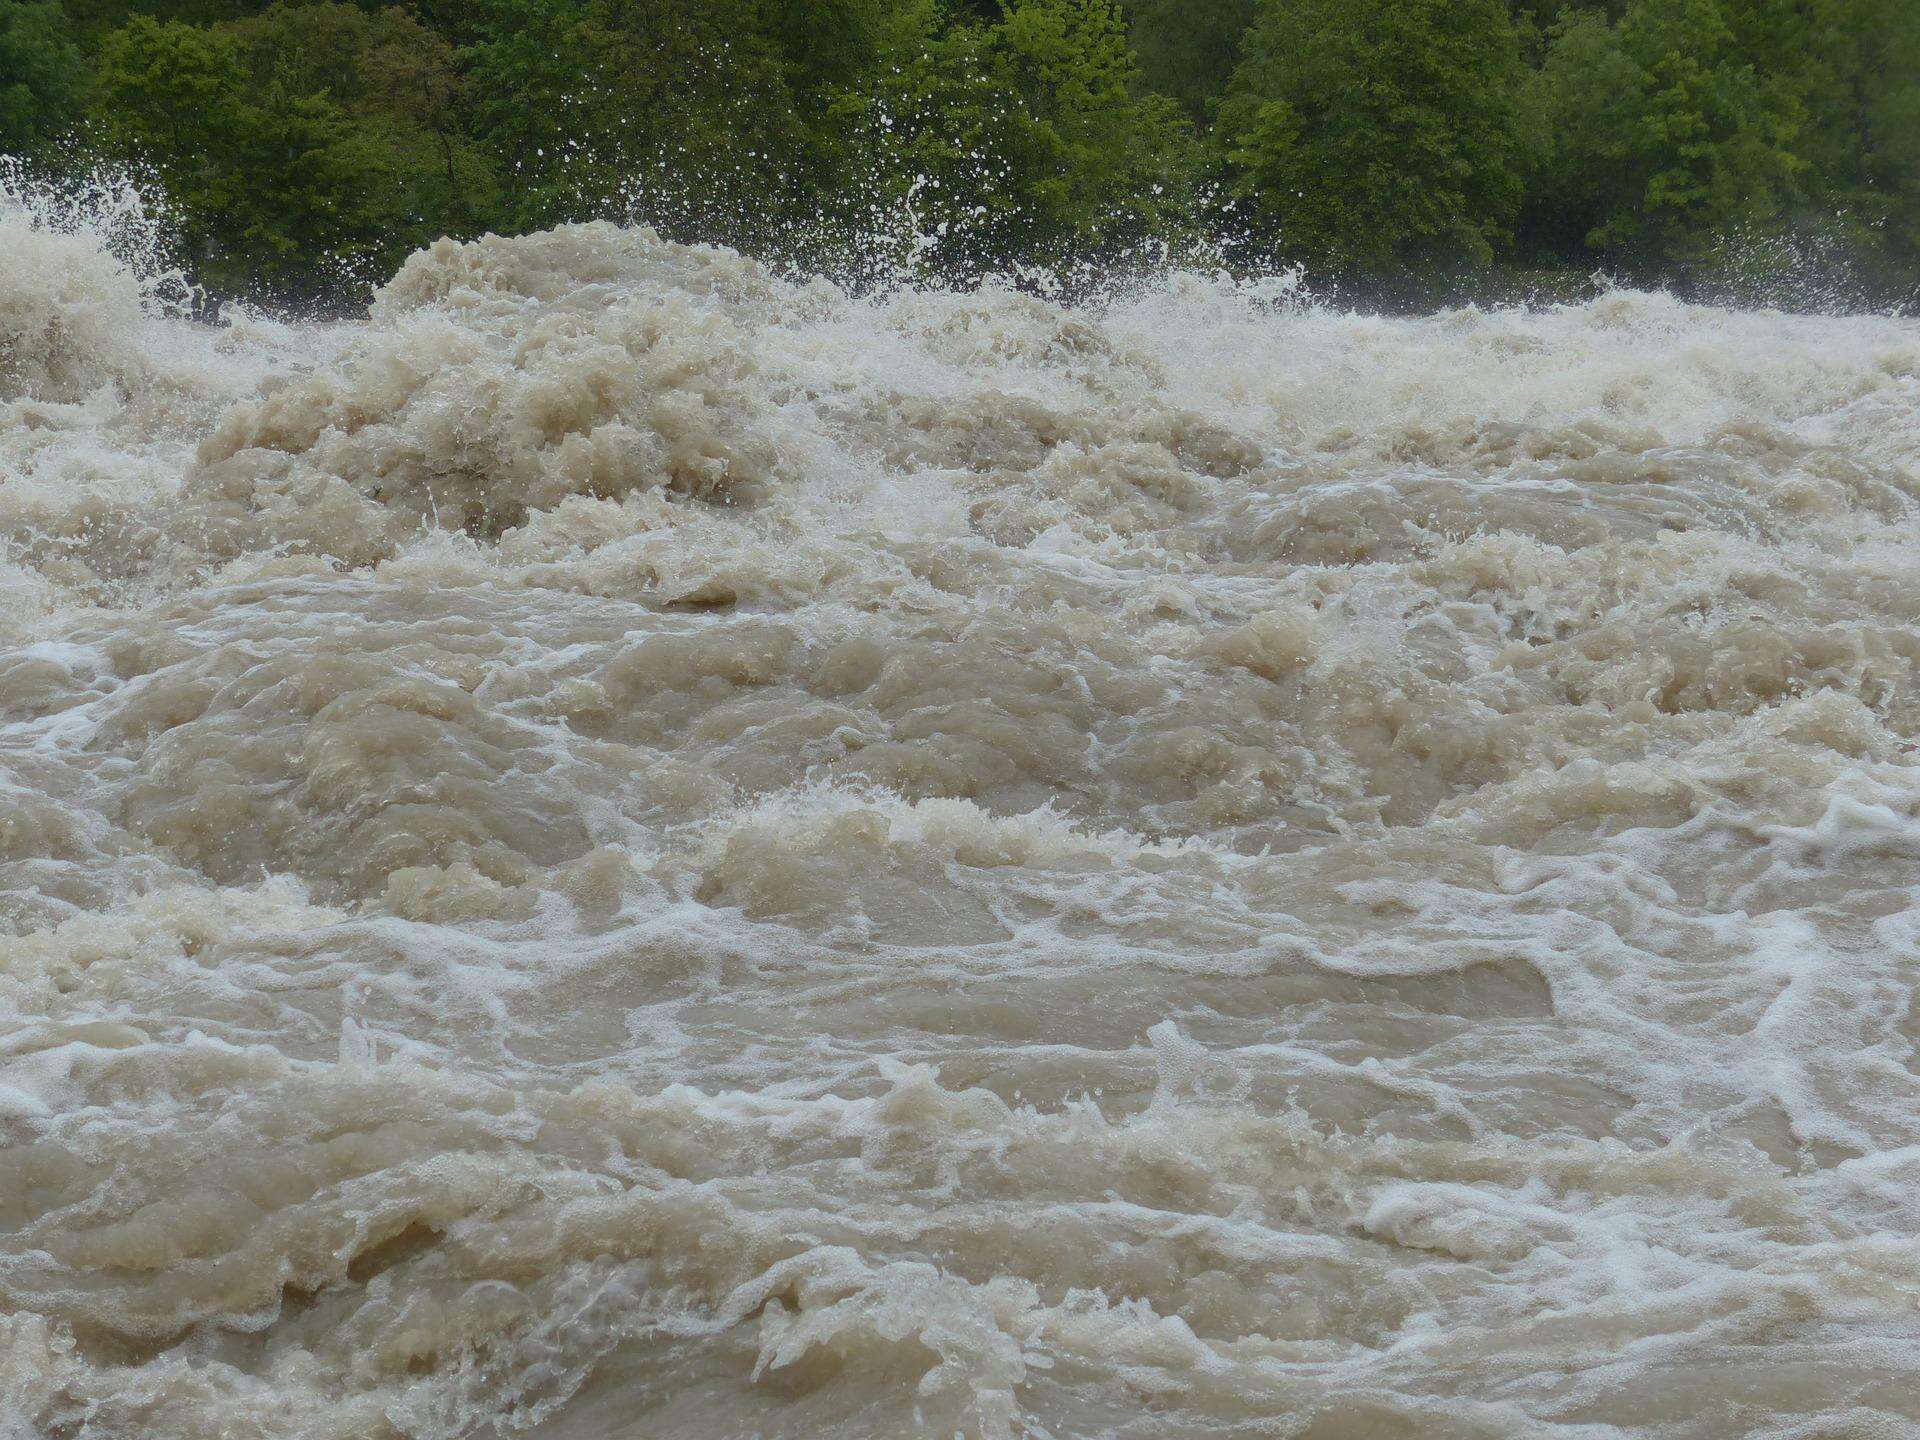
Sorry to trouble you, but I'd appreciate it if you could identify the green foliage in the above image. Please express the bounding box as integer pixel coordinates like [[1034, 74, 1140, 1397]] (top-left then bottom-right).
[[769, 0, 900, 97], [1215, 0, 1528, 277], [1525, 0, 1805, 263], [1122, 0, 1254, 124], [1762, 0, 1920, 274], [985, 0, 1198, 255], [462, 0, 803, 235], [0, 1, 88, 157], [228, 4, 502, 237], [10, 0, 1920, 303], [89, 15, 417, 296], [860, 0, 1198, 274], [62, 0, 281, 36]]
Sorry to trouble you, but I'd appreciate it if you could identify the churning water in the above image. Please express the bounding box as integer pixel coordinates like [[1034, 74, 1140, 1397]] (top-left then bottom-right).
[[5, 189, 1920, 1440]]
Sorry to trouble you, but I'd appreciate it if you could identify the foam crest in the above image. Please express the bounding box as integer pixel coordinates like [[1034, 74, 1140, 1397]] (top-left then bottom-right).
[[3, 214, 1920, 1437]]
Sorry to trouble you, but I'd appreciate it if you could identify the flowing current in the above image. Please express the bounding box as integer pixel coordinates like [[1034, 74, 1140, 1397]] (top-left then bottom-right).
[[5, 197, 1920, 1440]]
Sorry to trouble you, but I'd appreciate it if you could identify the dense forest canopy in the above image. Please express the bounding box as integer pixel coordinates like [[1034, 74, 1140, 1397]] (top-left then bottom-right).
[[4, 0, 1918, 305]]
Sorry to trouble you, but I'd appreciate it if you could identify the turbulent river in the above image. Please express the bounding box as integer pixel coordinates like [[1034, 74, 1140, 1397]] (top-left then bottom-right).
[[5, 195, 1920, 1440]]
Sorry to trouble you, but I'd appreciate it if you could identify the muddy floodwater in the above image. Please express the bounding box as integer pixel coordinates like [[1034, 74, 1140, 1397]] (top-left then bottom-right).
[[6, 206, 1920, 1439]]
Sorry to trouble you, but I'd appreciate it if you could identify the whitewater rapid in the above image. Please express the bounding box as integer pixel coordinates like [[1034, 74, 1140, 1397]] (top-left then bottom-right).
[[5, 199, 1920, 1439]]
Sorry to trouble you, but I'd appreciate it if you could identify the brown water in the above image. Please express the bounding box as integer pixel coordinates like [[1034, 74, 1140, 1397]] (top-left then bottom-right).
[[5, 196, 1920, 1439]]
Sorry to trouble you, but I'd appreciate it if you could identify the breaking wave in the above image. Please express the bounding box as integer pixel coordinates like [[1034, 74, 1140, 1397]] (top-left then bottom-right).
[[5, 195, 1920, 1439]]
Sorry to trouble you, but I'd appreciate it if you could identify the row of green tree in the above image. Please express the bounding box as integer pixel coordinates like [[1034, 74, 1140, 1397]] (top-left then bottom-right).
[[5, 0, 1917, 304]]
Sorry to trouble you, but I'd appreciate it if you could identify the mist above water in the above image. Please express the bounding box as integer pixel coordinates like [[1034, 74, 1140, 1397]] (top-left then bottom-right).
[[5, 184, 1920, 1439]]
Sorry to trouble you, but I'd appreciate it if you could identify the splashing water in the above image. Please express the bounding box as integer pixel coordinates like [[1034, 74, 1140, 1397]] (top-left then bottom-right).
[[4, 190, 1920, 1440]]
